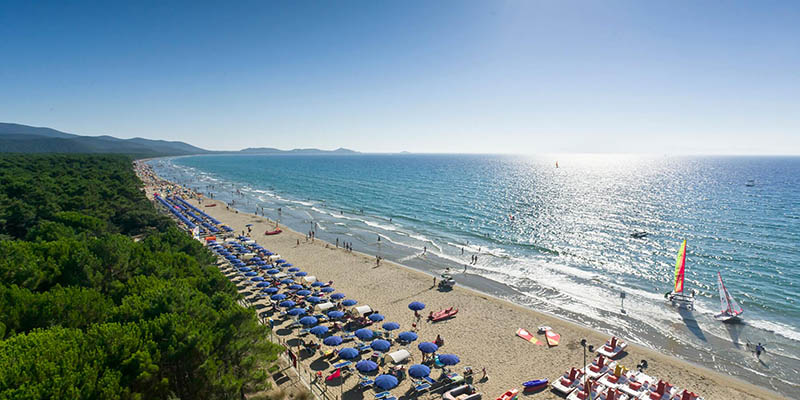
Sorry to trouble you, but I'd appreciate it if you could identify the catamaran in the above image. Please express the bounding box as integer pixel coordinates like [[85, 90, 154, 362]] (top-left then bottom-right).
[[715, 271, 744, 322], [665, 240, 696, 310]]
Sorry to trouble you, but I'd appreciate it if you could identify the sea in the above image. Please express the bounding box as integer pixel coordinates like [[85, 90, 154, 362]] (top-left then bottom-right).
[[150, 154, 800, 396]]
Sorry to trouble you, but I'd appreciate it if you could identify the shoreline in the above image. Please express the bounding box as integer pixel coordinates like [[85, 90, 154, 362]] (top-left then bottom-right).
[[137, 161, 782, 400]]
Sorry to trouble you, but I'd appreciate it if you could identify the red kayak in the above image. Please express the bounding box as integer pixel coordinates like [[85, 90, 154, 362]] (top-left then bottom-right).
[[429, 307, 458, 322], [265, 229, 282, 235], [204, 204, 216, 207]]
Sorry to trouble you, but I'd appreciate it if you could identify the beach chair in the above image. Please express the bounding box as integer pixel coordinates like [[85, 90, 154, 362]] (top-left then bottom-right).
[[414, 382, 431, 394], [358, 344, 372, 353], [333, 361, 353, 369], [358, 376, 374, 390], [374, 391, 391, 399]]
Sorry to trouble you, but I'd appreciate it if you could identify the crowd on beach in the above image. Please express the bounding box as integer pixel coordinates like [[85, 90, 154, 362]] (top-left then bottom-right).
[[133, 162, 760, 400]]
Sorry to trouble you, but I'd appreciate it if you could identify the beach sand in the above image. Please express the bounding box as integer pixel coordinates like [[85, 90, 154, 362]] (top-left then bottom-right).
[[139, 172, 782, 400]]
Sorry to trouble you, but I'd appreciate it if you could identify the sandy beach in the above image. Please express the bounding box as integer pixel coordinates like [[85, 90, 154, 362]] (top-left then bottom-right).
[[137, 165, 782, 400]]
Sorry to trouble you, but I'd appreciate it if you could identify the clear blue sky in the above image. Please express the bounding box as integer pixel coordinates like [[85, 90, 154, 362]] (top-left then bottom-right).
[[1, 1, 798, 154]]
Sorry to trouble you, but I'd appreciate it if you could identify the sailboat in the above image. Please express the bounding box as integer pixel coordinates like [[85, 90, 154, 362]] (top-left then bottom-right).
[[715, 272, 744, 322], [665, 240, 696, 310]]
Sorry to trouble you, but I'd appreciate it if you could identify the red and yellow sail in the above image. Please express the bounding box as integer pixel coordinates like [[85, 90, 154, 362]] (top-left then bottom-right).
[[673, 240, 686, 293]]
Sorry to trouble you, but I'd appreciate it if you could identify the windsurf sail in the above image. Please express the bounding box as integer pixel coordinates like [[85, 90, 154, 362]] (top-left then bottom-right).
[[673, 240, 687, 293], [717, 272, 743, 316]]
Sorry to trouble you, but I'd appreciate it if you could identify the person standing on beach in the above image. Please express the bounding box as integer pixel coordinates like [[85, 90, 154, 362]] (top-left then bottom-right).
[[336, 238, 339, 248]]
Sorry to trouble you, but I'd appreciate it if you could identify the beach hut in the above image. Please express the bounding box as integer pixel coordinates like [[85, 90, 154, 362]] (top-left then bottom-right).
[[315, 302, 335, 312], [385, 349, 411, 364], [352, 305, 372, 316]]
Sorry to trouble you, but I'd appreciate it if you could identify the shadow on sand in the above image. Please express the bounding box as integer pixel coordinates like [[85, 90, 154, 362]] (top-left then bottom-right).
[[678, 308, 706, 342]]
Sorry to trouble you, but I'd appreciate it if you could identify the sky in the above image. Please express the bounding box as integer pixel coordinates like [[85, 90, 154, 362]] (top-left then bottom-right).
[[1, 1, 798, 154]]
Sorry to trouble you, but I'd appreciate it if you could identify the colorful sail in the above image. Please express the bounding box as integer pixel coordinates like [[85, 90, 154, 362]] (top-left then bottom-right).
[[717, 272, 744, 316], [673, 240, 686, 293]]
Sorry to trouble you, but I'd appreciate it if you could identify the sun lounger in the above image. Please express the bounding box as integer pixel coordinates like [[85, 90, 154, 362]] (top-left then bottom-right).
[[385, 397, 397, 400], [333, 361, 352, 369], [359, 378, 374, 389], [414, 383, 431, 393], [374, 391, 391, 399]]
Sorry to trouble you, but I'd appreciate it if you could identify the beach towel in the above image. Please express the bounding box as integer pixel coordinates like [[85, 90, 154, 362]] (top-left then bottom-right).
[[326, 368, 342, 381], [516, 328, 543, 345]]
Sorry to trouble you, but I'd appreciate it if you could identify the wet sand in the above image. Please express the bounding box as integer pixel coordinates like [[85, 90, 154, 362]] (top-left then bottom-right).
[[138, 167, 782, 400]]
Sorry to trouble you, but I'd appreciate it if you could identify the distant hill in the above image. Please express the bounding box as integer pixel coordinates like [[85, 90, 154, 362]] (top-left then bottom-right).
[[0, 123, 209, 157], [239, 147, 359, 155]]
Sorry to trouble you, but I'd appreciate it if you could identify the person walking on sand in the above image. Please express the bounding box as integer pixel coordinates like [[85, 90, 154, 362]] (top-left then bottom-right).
[[433, 276, 436, 288]]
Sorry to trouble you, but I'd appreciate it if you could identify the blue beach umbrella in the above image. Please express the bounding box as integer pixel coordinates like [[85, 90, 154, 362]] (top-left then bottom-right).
[[323, 336, 343, 346], [375, 375, 399, 390], [408, 364, 431, 378], [398, 331, 418, 342], [289, 284, 303, 290], [355, 328, 374, 341], [267, 269, 280, 275], [258, 265, 271, 270], [418, 342, 438, 354], [438, 354, 460, 365], [330, 293, 346, 300], [263, 287, 279, 294], [321, 287, 335, 293], [280, 278, 294, 284], [244, 271, 257, 277], [299, 316, 318, 326], [342, 299, 357, 306], [356, 360, 378, 373], [307, 296, 323, 303], [297, 290, 312, 296], [250, 276, 265, 282], [281, 263, 293, 267], [294, 272, 308, 277], [256, 282, 270, 287], [368, 313, 384, 322], [371, 339, 391, 352], [264, 251, 274, 256], [287, 308, 306, 316], [238, 266, 252, 272], [288, 267, 300, 272], [327, 310, 345, 319], [338, 348, 359, 360], [279, 300, 296, 308], [276, 259, 287, 264], [311, 281, 324, 287], [270, 294, 286, 301], [310, 325, 329, 337], [382, 322, 400, 331], [408, 301, 426, 311]]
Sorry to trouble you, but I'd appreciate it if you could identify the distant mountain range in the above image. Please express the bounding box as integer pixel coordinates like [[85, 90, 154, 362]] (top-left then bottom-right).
[[0, 123, 209, 157], [239, 147, 358, 155], [0, 123, 360, 157]]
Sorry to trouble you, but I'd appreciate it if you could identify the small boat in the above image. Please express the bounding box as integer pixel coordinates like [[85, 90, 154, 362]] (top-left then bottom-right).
[[665, 240, 695, 310], [429, 306, 458, 322], [438, 273, 456, 289], [204, 203, 217, 207], [714, 271, 744, 322], [551, 368, 583, 395], [522, 379, 548, 391], [745, 179, 755, 187], [265, 229, 283, 235], [630, 231, 648, 239], [495, 388, 519, 400], [596, 336, 627, 359]]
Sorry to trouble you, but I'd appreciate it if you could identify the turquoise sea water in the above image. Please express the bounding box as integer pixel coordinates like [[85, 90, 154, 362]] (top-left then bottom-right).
[[151, 154, 799, 395]]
